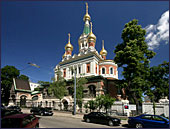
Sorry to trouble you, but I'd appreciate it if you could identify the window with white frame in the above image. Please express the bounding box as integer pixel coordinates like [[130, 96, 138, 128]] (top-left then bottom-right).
[[110, 67, 113, 74], [79, 66, 81, 74], [102, 67, 106, 74]]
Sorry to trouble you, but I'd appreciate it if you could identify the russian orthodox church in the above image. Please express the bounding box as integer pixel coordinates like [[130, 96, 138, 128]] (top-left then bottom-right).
[[54, 3, 123, 110]]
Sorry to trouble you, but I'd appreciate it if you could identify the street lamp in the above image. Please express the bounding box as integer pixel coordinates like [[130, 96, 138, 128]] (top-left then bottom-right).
[[73, 68, 76, 115]]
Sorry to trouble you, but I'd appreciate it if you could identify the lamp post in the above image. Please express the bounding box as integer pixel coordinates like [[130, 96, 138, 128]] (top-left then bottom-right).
[[73, 68, 76, 115]]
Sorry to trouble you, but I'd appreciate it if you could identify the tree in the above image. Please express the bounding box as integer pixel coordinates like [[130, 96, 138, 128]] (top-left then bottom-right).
[[84, 103, 89, 113], [69, 75, 88, 112], [114, 19, 156, 114], [1, 65, 20, 105], [87, 100, 97, 112], [37, 81, 50, 86], [19, 74, 29, 81], [102, 95, 116, 114], [48, 68, 67, 110], [95, 95, 104, 112], [145, 61, 169, 115], [76, 77, 87, 111]]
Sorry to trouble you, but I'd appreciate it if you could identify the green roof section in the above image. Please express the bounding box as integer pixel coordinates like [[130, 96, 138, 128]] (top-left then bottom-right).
[[83, 24, 90, 35], [31, 91, 40, 95]]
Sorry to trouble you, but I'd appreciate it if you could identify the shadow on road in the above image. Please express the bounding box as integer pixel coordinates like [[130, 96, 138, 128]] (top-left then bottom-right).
[[122, 124, 130, 128]]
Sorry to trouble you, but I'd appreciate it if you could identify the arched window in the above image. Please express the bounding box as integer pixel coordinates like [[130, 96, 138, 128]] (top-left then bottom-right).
[[102, 67, 105, 74], [110, 67, 113, 74], [79, 66, 81, 74], [32, 95, 38, 101]]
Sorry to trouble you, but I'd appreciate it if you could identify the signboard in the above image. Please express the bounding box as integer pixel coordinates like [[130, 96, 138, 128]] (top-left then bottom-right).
[[129, 105, 136, 110]]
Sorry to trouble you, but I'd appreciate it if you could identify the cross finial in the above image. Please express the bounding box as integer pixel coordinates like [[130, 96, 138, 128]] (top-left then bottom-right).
[[86, 3, 88, 14], [90, 22, 92, 33], [68, 33, 70, 43], [102, 40, 104, 48]]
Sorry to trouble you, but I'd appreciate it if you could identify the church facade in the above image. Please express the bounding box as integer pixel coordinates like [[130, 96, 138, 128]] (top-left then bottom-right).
[[54, 3, 122, 109]]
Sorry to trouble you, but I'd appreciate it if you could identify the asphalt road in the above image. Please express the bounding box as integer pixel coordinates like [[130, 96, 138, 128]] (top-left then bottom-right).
[[38, 115, 128, 128]]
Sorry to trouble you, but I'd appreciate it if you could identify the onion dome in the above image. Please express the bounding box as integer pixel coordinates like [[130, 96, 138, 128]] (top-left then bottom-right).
[[62, 52, 66, 58], [65, 33, 73, 51], [83, 3, 91, 21], [88, 22, 96, 43], [100, 40, 107, 56]]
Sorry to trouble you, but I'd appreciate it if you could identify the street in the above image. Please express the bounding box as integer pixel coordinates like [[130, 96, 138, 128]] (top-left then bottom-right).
[[38, 115, 128, 128], [21, 108, 128, 128]]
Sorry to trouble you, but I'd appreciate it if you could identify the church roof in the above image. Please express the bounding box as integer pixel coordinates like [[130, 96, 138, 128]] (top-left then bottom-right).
[[13, 78, 31, 92], [59, 51, 103, 66]]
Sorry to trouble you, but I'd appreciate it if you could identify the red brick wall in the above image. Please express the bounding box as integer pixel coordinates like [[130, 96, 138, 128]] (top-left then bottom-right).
[[89, 42, 95, 47], [66, 50, 72, 55], [96, 63, 97, 74], [86, 63, 90, 73], [107, 80, 117, 98], [63, 69, 66, 77]]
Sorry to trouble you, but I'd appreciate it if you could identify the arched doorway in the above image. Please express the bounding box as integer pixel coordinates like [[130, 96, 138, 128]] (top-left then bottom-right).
[[62, 100, 68, 111], [88, 85, 96, 98], [67, 87, 73, 96], [20, 95, 27, 107]]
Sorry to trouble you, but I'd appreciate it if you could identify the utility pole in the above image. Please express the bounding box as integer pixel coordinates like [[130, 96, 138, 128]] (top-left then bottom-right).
[[73, 69, 76, 115]]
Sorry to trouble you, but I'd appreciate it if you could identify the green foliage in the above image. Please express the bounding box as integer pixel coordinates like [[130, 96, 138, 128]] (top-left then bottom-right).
[[87, 100, 97, 112], [1, 65, 20, 105], [48, 68, 66, 100], [86, 95, 115, 113], [70, 76, 88, 108], [100, 95, 116, 114], [48, 81, 67, 100], [145, 61, 169, 102], [114, 19, 156, 114], [19, 74, 29, 81], [95, 95, 105, 111], [37, 81, 50, 86], [48, 68, 67, 110]]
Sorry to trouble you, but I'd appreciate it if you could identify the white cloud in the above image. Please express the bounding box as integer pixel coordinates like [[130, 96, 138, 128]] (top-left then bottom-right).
[[145, 10, 169, 50]]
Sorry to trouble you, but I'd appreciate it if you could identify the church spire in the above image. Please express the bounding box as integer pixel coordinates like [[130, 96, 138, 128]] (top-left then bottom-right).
[[83, 3, 91, 35], [65, 33, 73, 56], [83, 3, 91, 21], [100, 40, 107, 60], [88, 22, 96, 44]]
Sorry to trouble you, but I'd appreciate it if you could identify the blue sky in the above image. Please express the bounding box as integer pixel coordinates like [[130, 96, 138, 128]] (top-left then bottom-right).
[[1, 1, 169, 83]]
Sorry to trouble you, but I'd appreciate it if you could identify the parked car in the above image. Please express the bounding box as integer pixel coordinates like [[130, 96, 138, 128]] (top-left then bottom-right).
[[30, 107, 53, 116], [83, 112, 121, 126], [1, 114, 39, 128], [7, 105, 21, 112], [128, 114, 169, 128], [1, 108, 23, 118]]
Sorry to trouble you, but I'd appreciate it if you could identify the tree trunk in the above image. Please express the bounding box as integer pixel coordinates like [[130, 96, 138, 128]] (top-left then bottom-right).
[[153, 101, 156, 115], [59, 99, 62, 111], [132, 92, 140, 115]]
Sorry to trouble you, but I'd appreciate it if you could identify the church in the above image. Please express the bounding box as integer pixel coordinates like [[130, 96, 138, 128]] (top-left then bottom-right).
[[54, 3, 123, 110]]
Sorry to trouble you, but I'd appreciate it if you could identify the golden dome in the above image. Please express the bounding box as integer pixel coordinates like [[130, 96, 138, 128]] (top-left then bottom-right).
[[88, 22, 96, 43], [100, 40, 107, 56], [65, 33, 73, 51], [62, 52, 66, 58], [83, 3, 91, 21]]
